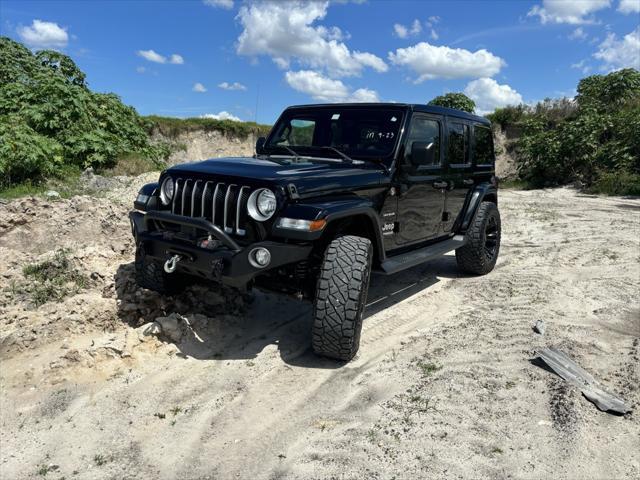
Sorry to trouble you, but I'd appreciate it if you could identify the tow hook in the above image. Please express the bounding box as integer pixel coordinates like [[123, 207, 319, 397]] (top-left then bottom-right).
[[164, 254, 182, 274]]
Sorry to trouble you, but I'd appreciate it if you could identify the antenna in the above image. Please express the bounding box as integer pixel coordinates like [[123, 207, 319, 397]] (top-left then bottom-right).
[[255, 83, 260, 123]]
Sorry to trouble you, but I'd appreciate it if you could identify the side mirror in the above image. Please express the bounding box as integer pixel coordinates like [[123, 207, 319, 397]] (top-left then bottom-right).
[[255, 136, 266, 154], [410, 141, 436, 166]]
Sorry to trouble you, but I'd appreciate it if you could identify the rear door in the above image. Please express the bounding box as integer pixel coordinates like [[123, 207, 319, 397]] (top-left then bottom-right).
[[443, 118, 472, 233], [395, 113, 446, 245]]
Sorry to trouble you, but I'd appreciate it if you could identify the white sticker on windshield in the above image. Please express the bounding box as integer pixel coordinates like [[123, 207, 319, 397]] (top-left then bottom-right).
[[331, 113, 340, 120], [391, 116, 397, 122]]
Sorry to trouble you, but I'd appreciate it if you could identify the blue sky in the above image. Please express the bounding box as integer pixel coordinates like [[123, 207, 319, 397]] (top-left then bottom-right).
[[1, 0, 639, 122]]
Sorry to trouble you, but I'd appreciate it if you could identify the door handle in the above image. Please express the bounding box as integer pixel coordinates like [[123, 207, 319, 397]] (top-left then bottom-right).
[[433, 181, 447, 189], [463, 179, 474, 185]]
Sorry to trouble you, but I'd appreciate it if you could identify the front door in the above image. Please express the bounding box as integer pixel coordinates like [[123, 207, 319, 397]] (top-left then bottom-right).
[[395, 114, 447, 246]]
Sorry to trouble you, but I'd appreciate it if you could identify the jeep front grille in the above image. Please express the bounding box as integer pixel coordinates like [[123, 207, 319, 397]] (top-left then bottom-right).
[[170, 179, 251, 236]]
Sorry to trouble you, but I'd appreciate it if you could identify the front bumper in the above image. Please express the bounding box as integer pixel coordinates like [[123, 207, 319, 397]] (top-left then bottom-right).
[[130, 210, 312, 287]]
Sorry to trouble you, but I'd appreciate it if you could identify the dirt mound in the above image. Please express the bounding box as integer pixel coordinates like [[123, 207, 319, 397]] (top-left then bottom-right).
[[0, 172, 247, 359]]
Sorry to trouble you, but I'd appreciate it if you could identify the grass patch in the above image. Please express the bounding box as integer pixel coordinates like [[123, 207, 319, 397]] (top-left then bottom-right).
[[22, 249, 88, 306], [0, 181, 48, 200], [0, 165, 86, 201], [587, 170, 640, 196], [416, 361, 442, 376], [99, 153, 163, 177], [93, 454, 108, 466], [145, 115, 271, 139]]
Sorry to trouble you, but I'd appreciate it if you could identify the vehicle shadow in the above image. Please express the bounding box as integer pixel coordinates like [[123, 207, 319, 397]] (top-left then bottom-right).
[[115, 254, 463, 369]]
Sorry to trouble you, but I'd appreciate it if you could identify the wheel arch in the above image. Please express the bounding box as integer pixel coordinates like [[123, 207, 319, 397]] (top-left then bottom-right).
[[321, 211, 384, 265], [458, 184, 498, 234]]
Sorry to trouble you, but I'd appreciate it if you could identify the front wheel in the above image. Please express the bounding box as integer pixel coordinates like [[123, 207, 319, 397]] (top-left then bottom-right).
[[455, 201, 501, 275], [312, 235, 373, 361]]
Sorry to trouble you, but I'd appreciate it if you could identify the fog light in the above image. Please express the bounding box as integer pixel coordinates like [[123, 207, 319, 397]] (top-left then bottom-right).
[[249, 247, 271, 268]]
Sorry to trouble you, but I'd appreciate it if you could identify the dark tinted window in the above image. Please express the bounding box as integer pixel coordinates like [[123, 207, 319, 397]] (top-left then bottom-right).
[[448, 122, 469, 164], [405, 117, 440, 166], [474, 125, 494, 165], [266, 108, 404, 159]]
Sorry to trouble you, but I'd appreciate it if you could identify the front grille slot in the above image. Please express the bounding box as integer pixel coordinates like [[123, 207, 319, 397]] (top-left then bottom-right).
[[170, 178, 251, 236]]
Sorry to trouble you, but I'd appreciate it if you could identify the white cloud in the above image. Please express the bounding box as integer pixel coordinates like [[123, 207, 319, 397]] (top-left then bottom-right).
[[569, 27, 588, 40], [204, 0, 234, 8], [200, 111, 242, 121], [137, 49, 166, 63], [393, 19, 421, 39], [218, 81, 247, 91], [236, 0, 387, 77], [594, 26, 640, 70], [17, 19, 69, 49], [285, 70, 379, 102], [136, 66, 146, 74], [393, 24, 408, 39], [193, 82, 207, 92], [464, 77, 523, 115], [388, 42, 505, 82], [618, 0, 640, 13], [137, 49, 184, 64], [528, 0, 610, 24], [571, 59, 592, 74]]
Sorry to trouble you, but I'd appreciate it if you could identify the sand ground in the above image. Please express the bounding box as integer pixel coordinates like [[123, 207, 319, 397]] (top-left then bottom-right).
[[1, 180, 638, 479]]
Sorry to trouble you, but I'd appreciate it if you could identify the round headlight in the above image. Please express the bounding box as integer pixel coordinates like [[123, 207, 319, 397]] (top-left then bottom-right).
[[247, 188, 276, 221], [160, 177, 174, 205]]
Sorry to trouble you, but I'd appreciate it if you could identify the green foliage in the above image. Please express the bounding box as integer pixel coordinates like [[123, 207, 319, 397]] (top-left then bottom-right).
[[146, 115, 271, 139], [428, 92, 476, 113], [22, 249, 88, 306], [0, 36, 166, 187], [488, 69, 640, 195]]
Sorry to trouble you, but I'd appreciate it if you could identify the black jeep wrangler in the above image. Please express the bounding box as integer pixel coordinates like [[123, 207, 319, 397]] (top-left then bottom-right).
[[130, 103, 501, 361]]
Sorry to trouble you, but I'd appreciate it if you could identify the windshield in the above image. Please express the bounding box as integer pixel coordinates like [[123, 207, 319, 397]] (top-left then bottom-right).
[[264, 107, 404, 161]]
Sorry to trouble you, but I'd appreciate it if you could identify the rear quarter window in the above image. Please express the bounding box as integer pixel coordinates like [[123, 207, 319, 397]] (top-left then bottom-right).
[[474, 125, 494, 165]]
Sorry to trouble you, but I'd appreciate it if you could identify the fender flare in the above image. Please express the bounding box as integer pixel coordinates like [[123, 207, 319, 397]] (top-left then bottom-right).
[[458, 184, 498, 233], [273, 197, 386, 261]]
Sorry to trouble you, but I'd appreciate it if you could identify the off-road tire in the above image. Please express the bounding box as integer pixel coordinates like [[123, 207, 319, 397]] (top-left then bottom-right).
[[455, 201, 501, 275], [312, 235, 373, 361], [134, 246, 184, 294]]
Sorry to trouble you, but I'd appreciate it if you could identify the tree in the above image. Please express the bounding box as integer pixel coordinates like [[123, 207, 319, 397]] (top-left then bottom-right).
[[427, 93, 476, 113], [0, 36, 164, 186]]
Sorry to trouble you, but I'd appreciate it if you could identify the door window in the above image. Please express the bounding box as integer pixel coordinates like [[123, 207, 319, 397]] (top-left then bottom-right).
[[405, 117, 441, 166], [473, 125, 494, 165], [448, 122, 469, 165]]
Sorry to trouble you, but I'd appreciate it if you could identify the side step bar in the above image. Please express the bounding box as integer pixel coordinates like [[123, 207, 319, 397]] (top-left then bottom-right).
[[378, 235, 466, 275]]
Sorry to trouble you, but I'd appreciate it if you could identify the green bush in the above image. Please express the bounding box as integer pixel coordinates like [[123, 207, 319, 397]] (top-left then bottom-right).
[[0, 36, 166, 187], [427, 92, 476, 113], [488, 69, 640, 195]]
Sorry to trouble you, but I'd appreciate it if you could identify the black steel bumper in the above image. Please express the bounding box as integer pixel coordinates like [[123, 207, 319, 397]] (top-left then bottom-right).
[[129, 210, 312, 287]]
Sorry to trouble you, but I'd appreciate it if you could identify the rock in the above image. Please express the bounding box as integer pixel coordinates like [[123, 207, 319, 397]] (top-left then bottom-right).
[[45, 190, 60, 199], [155, 313, 184, 342], [533, 320, 546, 335], [136, 321, 162, 342]]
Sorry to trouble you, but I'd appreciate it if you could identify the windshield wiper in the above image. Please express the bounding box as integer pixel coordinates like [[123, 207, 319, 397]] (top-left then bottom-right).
[[321, 146, 353, 164]]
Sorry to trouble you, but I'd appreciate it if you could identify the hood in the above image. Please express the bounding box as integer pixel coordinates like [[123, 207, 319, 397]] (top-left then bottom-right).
[[165, 156, 387, 196]]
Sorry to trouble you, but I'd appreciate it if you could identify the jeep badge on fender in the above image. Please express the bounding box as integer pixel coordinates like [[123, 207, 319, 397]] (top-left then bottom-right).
[[129, 103, 501, 361]]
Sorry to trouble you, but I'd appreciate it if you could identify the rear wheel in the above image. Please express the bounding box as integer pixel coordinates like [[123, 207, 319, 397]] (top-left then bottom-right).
[[312, 235, 373, 361], [134, 246, 185, 294], [455, 201, 501, 275]]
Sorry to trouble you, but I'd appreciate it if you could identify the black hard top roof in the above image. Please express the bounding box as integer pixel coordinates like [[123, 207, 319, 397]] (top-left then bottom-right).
[[285, 103, 490, 125]]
